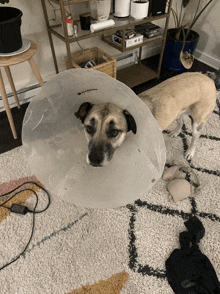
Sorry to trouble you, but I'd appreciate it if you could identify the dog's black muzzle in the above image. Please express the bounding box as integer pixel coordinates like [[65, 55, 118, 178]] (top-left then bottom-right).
[[88, 147, 104, 167], [88, 142, 114, 167]]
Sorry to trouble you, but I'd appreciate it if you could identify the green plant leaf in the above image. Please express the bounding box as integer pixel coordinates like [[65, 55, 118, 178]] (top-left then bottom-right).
[[182, 0, 190, 8]]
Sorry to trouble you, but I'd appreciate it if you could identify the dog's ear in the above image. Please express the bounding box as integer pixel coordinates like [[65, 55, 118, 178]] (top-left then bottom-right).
[[74, 102, 94, 123], [123, 109, 137, 134]]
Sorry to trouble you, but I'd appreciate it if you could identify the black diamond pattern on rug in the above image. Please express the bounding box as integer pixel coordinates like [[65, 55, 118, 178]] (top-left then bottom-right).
[[127, 93, 220, 282]]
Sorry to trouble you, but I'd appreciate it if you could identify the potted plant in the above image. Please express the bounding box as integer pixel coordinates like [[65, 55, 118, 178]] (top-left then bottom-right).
[[163, 0, 214, 72], [0, 0, 23, 53]]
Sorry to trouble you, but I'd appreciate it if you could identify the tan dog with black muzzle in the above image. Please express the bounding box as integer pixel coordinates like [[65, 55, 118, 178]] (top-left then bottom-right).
[[74, 102, 137, 167], [75, 72, 217, 167]]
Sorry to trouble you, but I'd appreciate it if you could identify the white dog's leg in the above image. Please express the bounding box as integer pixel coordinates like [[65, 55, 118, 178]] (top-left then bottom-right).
[[169, 111, 187, 137], [185, 121, 204, 160]]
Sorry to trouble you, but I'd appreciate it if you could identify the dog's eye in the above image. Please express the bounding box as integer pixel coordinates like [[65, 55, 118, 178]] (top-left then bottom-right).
[[86, 126, 94, 134], [108, 130, 120, 137]]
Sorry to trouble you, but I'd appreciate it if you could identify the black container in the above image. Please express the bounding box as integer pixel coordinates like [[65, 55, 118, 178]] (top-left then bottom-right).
[[0, 7, 23, 53], [80, 12, 91, 30], [149, 0, 167, 16]]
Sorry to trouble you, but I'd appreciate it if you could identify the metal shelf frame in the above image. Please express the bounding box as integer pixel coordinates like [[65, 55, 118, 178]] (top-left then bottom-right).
[[40, 0, 173, 86]]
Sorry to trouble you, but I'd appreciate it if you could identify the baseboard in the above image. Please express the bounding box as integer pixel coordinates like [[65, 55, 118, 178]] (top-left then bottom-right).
[[140, 41, 163, 60], [0, 85, 42, 112], [193, 49, 220, 70], [0, 73, 56, 113], [115, 52, 135, 69], [141, 44, 220, 70], [116, 42, 163, 70]]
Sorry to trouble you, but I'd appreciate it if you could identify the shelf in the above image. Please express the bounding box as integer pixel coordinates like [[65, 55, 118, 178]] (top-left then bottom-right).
[[117, 63, 158, 88], [102, 35, 164, 53], [41, 0, 173, 81], [49, 22, 118, 42], [49, 13, 169, 44]]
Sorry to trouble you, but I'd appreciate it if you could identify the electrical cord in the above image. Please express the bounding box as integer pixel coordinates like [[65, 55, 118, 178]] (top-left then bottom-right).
[[47, 0, 84, 50], [74, 35, 84, 50], [0, 182, 51, 271]]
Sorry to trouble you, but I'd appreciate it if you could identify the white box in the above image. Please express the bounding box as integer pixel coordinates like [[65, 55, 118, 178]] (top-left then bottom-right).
[[111, 33, 143, 48]]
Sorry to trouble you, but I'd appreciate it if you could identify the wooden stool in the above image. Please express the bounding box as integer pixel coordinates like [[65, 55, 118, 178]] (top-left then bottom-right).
[[0, 40, 44, 139]]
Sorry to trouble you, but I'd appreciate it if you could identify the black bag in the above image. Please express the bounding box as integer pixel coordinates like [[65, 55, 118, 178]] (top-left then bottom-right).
[[166, 216, 220, 294]]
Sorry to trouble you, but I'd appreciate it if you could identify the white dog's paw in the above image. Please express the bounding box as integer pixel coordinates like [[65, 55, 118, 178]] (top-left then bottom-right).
[[185, 147, 195, 161], [169, 129, 181, 138]]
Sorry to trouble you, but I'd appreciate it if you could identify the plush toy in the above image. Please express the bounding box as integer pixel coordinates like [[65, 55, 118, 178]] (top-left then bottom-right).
[[163, 165, 200, 202]]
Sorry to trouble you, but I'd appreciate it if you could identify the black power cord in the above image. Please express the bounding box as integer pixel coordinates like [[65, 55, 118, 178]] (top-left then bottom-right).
[[0, 181, 51, 271]]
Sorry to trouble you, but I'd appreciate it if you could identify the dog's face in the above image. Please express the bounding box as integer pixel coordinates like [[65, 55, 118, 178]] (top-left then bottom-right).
[[74, 102, 137, 167]]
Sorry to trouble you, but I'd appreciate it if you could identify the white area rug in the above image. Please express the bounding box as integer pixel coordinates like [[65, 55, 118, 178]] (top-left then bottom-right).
[[0, 91, 219, 294]]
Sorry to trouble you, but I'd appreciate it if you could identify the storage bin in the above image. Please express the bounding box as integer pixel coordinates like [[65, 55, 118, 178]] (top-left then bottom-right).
[[65, 47, 116, 78]]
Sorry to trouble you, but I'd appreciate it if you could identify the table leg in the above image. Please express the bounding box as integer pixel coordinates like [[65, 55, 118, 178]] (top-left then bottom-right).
[[4, 66, 20, 109], [0, 69, 17, 139], [28, 57, 44, 87]]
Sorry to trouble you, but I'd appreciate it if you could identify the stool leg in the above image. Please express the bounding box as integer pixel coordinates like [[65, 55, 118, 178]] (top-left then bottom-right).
[[0, 69, 17, 139], [4, 66, 20, 109], [28, 57, 44, 87]]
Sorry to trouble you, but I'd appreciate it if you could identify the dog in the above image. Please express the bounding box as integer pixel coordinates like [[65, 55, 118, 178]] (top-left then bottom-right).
[[74, 102, 137, 167], [75, 72, 217, 167]]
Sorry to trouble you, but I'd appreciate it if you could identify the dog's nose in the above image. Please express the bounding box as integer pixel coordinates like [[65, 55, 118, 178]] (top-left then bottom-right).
[[88, 150, 104, 167]]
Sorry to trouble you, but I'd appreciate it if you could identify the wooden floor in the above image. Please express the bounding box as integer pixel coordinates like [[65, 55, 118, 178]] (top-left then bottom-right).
[[0, 56, 216, 154], [117, 63, 158, 88]]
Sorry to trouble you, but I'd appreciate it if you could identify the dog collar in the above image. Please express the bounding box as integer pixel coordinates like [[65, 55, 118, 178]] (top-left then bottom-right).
[[22, 69, 166, 208]]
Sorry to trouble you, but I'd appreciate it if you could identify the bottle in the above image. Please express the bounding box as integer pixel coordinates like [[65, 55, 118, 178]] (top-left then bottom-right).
[[73, 24, 78, 37], [66, 16, 74, 37]]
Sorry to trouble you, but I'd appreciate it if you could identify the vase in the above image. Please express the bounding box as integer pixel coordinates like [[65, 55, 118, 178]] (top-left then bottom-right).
[[130, 0, 149, 20], [90, 0, 111, 21]]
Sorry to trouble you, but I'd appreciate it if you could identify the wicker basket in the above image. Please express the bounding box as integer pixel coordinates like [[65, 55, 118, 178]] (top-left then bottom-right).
[[65, 47, 116, 78]]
